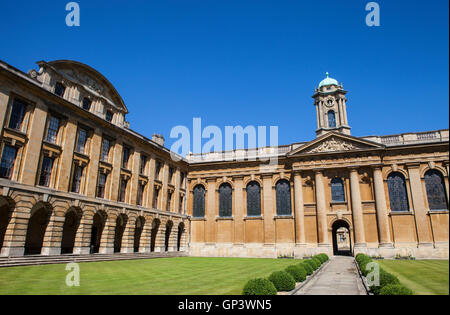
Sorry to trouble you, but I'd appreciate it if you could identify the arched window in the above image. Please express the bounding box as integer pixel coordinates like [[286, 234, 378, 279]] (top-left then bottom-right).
[[219, 183, 232, 217], [331, 178, 345, 202], [328, 110, 336, 128], [424, 170, 448, 210], [276, 180, 292, 216], [387, 172, 409, 212], [247, 181, 261, 217], [193, 185, 205, 218]]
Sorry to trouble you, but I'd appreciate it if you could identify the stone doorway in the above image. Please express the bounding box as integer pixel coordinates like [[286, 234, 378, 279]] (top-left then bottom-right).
[[0, 198, 11, 253], [61, 208, 81, 254], [24, 203, 51, 255], [133, 216, 145, 253], [114, 214, 127, 253], [90, 212, 105, 254], [332, 220, 352, 256]]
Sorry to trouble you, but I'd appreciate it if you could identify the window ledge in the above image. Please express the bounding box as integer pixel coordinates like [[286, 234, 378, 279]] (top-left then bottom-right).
[[190, 217, 207, 221], [330, 201, 347, 205], [427, 210, 449, 215], [216, 216, 234, 221], [389, 211, 412, 216], [244, 216, 263, 221], [274, 215, 294, 220]]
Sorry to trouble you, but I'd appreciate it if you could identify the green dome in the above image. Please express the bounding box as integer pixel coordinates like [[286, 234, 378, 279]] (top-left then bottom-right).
[[318, 72, 339, 88]]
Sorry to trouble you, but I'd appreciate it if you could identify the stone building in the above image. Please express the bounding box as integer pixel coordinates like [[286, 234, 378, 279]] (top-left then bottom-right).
[[186, 73, 449, 259], [0, 60, 188, 257], [0, 60, 448, 259]]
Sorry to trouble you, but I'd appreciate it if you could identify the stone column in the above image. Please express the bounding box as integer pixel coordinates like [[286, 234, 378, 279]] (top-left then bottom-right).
[[293, 172, 306, 246], [407, 163, 433, 246], [110, 141, 123, 201], [73, 210, 93, 255], [57, 117, 77, 191], [0, 90, 10, 131], [349, 167, 367, 248], [85, 128, 102, 198], [314, 170, 329, 246], [99, 214, 116, 254], [139, 215, 153, 253], [129, 151, 141, 206], [205, 179, 217, 244], [233, 176, 245, 246], [372, 166, 393, 247], [121, 218, 135, 253], [41, 207, 65, 256], [262, 174, 275, 245]]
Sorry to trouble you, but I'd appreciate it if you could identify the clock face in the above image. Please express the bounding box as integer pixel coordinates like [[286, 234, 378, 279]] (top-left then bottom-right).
[[326, 99, 334, 107]]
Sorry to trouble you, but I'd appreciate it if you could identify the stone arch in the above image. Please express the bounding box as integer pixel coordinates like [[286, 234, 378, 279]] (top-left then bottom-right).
[[114, 213, 128, 253], [164, 220, 174, 252], [0, 196, 14, 253], [90, 210, 107, 254], [24, 201, 53, 255], [331, 219, 352, 256], [177, 222, 185, 251], [150, 218, 161, 252], [134, 216, 145, 253], [243, 176, 263, 187], [61, 207, 82, 254]]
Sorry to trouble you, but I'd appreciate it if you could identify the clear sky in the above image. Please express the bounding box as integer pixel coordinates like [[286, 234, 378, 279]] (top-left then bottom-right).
[[1, 0, 448, 152]]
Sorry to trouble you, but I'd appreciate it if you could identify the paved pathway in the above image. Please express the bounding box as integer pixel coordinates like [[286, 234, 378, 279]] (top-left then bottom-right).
[[295, 256, 366, 295]]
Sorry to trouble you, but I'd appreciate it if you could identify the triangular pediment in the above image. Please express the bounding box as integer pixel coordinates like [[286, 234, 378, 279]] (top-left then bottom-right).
[[288, 132, 385, 156]]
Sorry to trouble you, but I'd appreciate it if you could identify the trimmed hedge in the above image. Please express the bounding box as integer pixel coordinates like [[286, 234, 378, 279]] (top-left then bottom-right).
[[314, 254, 329, 264], [379, 284, 413, 295], [300, 262, 313, 276], [312, 257, 322, 268], [304, 259, 319, 271], [242, 278, 278, 295], [370, 269, 400, 295], [285, 265, 307, 283], [268, 271, 296, 292]]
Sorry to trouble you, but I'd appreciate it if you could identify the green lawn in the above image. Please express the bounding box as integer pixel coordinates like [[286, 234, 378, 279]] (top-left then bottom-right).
[[376, 260, 449, 295], [0, 257, 301, 295]]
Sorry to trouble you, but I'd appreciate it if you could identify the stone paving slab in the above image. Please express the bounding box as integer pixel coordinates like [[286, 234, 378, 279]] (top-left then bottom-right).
[[294, 256, 366, 295]]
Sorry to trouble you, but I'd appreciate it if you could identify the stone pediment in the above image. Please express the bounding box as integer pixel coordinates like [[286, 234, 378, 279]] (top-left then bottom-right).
[[288, 132, 384, 156]]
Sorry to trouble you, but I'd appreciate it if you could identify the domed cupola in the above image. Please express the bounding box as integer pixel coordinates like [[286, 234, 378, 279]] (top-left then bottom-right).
[[318, 72, 339, 88]]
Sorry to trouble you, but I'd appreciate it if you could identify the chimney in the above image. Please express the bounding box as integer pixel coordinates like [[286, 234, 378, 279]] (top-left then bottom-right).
[[152, 134, 165, 147]]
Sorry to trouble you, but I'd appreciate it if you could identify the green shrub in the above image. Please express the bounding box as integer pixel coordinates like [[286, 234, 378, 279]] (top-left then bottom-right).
[[268, 271, 296, 292], [285, 265, 307, 283], [355, 253, 367, 264], [379, 284, 413, 295], [242, 278, 278, 295], [319, 253, 329, 262], [356, 255, 373, 277], [304, 259, 319, 271], [312, 257, 322, 268], [370, 269, 400, 295], [300, 262, 313, 276], [313, 254, 325, 264]]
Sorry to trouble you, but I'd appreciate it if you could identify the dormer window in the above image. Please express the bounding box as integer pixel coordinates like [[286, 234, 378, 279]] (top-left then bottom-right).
[[82, 98, 92, 111], [106, 111, 113, 123], [54, 82, 66, 97]]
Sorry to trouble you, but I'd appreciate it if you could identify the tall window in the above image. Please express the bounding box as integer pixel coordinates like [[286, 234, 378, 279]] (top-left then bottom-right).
[[331, 178, 345, 202], [167, 191, 173, 211], [46, 116, 60, 144], [71, 165, 84, 193], [180, 172, 186, 188], [97, 173, 107, 198], [328, 110, 336, 128], [179, 196, 184, 214], [106, 111, 113, 123], [140, 155, 147, 175], [76, 128, 88, 154], [387, 172, 409, 212], [276, 180, 292, 216], [219, 183, 232, 217], [0, 145, 18, 179], [168, 168, 174, 184], [153, 187, 160, 209], [155, 161, 161, 180], [193, 185, 205, 218], [8, 99, 26, 131], [101, 138, 111, 162], [54, 82, 66, 97], [246, 181, 261, 217], [82, 98, 92, 111], [424, 170, 448, 210], [38, 156, 54, 187], [137, 182, 145, 206], [119, 178, 128, 202], [122, 146, 131, 169]]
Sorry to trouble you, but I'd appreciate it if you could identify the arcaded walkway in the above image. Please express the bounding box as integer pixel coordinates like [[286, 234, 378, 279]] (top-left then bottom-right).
[[295, 256, 367, 295]]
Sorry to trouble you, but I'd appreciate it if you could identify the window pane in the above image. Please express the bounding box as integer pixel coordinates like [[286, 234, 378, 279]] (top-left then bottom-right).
[[54, 82, 66, 97], [140, 155, 147, 174], [106, 111, 113, 122], [82, 98, 92, 111], [328, 110, 336, 128], [276, 180, 292, 216], [247, 182, 261, 216], [71, 165, 84, 193], [101, 139, 111, 162], [137, 183, 145, 206], [387, 173, 409, 211], [46, 116, 60, 143], [193, 185, 205, 218], [122, 147, 130, 169], [219, 183, 232, 217], [38, 156, 54, 187], [0, 145, 18, 179], [97, 173, 107, 198], [425, 170, 448, 210], [8, 99, 26, 130], [76, 129, 88, 153], [331, 178, 345, 202], [120, 179, 128, 202], [153, 187, 159, 209]]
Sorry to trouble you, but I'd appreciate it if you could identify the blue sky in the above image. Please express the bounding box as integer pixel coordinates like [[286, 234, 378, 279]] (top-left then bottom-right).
[[0, 0, 448, 152]]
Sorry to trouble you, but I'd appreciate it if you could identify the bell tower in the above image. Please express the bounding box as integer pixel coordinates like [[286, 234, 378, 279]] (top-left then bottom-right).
[[313, 73, 351, 137]]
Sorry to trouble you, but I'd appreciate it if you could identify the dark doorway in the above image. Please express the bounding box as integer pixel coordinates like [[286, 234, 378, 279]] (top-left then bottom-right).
[[134, 217, 145, 253], [114, 214, 127, 253], [332, 220, 352, 256], [90, 212, 104, 254], [150, 219, 160, 252], [25, 204, 51, 255], [165, 221, 173, 252], [61, 209, 81, 254], [0, 199, 12, 252], [177, 223, 184, 251]]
